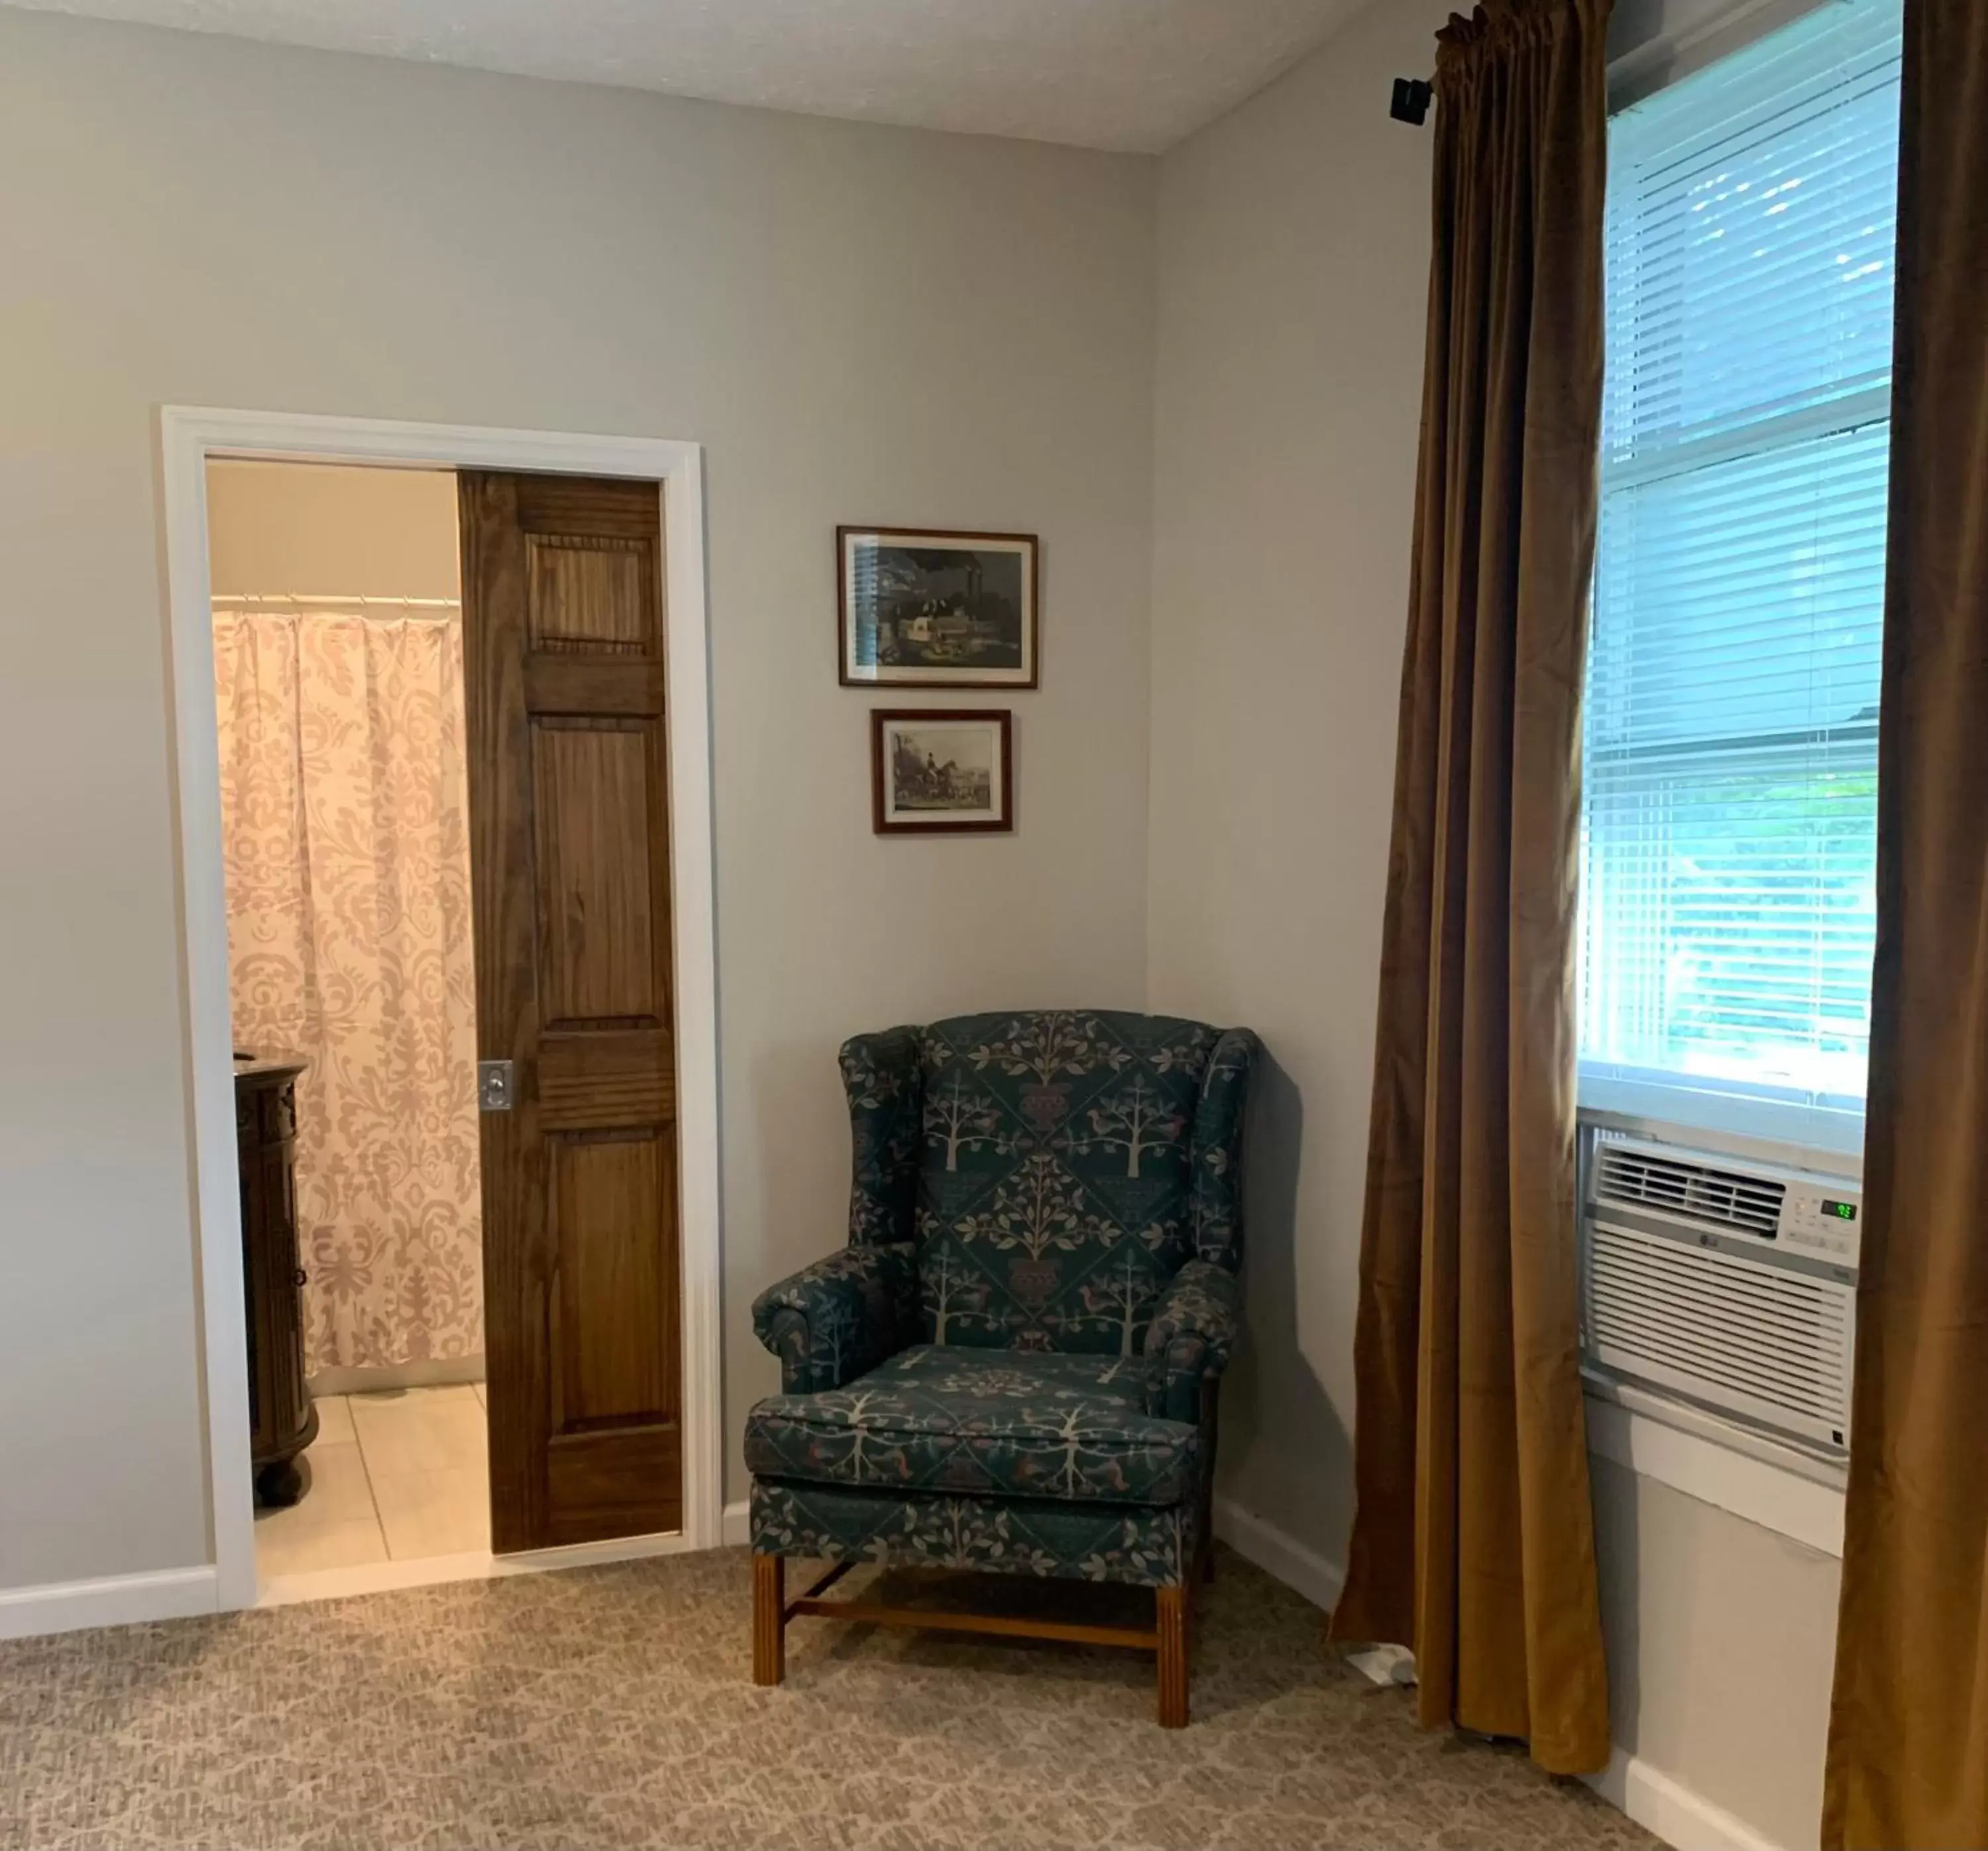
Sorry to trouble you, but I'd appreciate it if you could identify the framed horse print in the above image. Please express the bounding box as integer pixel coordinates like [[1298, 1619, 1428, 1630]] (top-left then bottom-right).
[[870, 709, 1014, 836]]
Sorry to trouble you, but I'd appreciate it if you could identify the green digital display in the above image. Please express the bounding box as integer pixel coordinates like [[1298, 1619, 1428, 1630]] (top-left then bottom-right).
[[1822, 1200, 1858, 1222]]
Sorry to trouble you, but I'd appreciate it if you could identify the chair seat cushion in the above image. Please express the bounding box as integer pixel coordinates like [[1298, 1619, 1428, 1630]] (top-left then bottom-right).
[[744, 1345, 1199, 1507]]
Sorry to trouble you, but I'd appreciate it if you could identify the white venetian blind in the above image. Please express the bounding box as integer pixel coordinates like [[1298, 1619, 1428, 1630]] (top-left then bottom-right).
[[1579, 0, 1904, 1151]]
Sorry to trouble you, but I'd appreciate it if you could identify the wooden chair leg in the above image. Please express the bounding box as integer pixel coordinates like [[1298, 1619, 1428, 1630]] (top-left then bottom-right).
[[752, 1553, 785, 1687], [1156, 1584, 1189, 1728], [1198, 1383, 1220, 1586]]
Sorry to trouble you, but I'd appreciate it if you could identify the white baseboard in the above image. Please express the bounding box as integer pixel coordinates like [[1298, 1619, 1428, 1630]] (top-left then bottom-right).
[[1588, 1747, 1788, 1851], [721, 1499, 750, 1547], [1211, 1493, 1345, 1613], [0, 1565, 218, 1641], [307, 1355, 486, 1397]]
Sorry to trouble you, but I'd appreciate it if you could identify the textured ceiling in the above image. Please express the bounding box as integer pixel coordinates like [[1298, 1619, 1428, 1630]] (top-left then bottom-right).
[[7, 0, 1375, 152]]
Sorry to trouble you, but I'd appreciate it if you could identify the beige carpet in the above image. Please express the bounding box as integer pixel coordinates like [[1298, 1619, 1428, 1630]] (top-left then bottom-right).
[[0, 1546, 1651, 1849]]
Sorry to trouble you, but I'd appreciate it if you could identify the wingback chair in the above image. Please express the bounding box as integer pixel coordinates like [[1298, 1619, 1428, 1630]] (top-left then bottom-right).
[[745, 1010, 1257, 1726]]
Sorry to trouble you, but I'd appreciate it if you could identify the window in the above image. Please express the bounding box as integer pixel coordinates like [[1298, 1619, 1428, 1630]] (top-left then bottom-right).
[[1579, 0, 1904, 1154]]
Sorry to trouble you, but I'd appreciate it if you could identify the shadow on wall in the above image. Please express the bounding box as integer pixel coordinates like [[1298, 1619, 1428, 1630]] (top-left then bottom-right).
[[1221, 1045, 1351, 1568], [1595, 1455, 1645, 1752], [737, 1030, 859, 1298]]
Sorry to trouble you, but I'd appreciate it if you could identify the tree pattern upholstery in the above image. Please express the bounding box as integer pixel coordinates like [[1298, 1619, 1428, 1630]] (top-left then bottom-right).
[[752, 1481, 1199, 1588], [747, 1012, 1256, 1591], [746, 1347, 1201, 1505]]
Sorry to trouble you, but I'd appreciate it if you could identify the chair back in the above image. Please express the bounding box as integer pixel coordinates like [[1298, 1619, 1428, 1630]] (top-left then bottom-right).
[[841, 1010, 1252, 1355]]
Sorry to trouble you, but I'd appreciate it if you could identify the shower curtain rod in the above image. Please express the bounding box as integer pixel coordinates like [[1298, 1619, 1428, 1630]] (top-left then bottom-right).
[[212, 593, 461, 612]]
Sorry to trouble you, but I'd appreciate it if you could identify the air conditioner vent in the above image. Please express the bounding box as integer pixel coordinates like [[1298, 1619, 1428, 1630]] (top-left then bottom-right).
[[1595, 1143, 1786, 1238], [1586, 1222, 1853, 1438]]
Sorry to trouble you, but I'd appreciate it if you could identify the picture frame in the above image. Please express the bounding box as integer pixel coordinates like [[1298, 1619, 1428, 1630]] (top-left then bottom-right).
[[871, 709, 1015, 836], [839, 526, 1038, 689]]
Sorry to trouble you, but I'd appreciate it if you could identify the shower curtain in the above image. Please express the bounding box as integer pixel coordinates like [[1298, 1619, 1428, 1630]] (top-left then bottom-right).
[[214, 602, 483, 1375]]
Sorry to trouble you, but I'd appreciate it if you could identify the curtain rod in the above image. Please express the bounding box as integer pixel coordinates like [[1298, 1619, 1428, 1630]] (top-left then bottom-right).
[[1391, 0, 1843, 124], [212, 594, 460, 610], [1391, 78, 1435, 126]]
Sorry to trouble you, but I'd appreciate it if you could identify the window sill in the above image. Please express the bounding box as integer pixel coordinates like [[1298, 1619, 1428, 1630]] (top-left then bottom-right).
[[1584, 1377, 1847, 1558], [1578, 1075, 1867, 1169]]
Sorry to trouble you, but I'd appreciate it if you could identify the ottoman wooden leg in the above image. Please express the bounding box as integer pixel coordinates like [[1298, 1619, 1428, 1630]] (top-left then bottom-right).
[[1157, 1583, 1190, 1728], [752, 1553, 785, 1687]]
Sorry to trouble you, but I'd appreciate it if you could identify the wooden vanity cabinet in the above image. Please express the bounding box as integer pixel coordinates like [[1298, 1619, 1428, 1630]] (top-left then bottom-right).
[[235, 1055, 318, 1506]]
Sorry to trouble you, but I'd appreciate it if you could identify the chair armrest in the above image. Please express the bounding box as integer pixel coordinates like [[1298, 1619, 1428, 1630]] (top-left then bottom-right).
[[1143, 1259, 1242, 1422], [751, 1242, 920, 1394]]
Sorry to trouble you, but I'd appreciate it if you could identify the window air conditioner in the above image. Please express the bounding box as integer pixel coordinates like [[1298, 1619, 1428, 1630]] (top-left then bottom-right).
[[1579, 1132, 1861, 1452]]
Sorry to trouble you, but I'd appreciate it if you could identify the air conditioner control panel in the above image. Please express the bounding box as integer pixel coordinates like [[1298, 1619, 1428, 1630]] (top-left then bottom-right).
[[1778, 1185, 1863, 1265]]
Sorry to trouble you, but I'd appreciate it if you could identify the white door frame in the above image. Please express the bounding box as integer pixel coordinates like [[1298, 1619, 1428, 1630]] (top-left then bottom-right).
[[160, 406, 724, 1613]]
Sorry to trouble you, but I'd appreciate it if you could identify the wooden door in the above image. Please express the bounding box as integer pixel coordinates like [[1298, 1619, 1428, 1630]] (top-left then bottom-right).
[[460, 471, 683, 1552]]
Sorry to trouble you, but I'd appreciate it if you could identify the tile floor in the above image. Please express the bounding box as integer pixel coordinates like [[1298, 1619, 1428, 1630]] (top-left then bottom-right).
[[253, 1384, 490, 1579]]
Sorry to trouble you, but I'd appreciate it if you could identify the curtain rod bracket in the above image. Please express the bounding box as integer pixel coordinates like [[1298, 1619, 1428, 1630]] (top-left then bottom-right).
[[1391, 78, 1434, 126]]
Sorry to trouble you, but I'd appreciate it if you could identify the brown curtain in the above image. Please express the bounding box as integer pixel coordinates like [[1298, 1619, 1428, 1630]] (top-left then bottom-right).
[[1327, 0, 1612, 1777], [1823, 1, 1988, 1842]]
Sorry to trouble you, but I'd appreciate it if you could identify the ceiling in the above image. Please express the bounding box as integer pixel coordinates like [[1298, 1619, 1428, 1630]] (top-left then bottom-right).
[[8, 0, 1374, 152]]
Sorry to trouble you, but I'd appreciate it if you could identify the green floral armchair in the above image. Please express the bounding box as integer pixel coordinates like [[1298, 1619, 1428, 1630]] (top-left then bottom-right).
[[745, 1010, 1257, 1725]]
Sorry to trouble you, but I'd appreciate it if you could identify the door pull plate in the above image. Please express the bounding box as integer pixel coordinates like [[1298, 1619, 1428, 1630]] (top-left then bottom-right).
[[478, 1059, 516, 1112]]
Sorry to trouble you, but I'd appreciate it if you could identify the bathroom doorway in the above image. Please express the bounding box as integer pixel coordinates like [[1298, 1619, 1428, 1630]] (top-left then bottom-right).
[[164, 411, 724, 1612], [209, 458, 492, 1585]]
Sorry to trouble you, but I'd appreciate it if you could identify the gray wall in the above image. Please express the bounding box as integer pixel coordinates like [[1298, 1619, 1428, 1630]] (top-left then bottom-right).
[[0, 6, 1156, 1587], [1148, 0, 1449, 1564], [1593, 1461, 1841, 1848], [1147, 4, 1840, 1844]]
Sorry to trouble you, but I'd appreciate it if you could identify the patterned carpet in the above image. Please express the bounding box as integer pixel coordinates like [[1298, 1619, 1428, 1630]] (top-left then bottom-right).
[[0, 1546, 1651, 1850]]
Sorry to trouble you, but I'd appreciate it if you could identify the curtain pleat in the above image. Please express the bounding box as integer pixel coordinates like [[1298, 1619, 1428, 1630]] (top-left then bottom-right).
[[1329, 0, 1614, 1776], [215, 606, 483, 1376], [1822, 0, 1988, 1841]]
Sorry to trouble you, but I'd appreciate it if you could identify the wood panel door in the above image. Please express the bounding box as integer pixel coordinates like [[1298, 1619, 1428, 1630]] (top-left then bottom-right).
[[460, 470, 683, 1553]]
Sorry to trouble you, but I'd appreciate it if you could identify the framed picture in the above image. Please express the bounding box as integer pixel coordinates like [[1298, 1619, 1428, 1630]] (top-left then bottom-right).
[[839, 526, 1038, 688], [871, 709, 1014, 836]]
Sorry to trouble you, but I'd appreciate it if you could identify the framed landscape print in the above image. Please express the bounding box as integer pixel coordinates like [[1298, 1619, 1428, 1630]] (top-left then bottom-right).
[[871, 709, 1014, 835], [840, 527, 1038, 688]]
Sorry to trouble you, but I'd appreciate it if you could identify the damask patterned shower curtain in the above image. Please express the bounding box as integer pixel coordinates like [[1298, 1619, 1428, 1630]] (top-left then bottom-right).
[[214, 603, 483, 1375]]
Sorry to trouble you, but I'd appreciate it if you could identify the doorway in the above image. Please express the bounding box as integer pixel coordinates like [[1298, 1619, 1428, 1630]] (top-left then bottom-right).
[[162, 411, 722, 1613], [209, 458, 490, 1585]]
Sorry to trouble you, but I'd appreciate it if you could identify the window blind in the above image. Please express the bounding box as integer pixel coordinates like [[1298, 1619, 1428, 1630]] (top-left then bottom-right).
[[1579, 0, 1903, 1153]]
